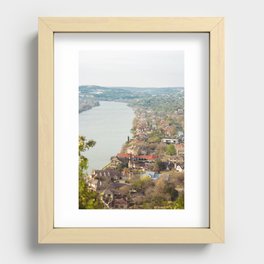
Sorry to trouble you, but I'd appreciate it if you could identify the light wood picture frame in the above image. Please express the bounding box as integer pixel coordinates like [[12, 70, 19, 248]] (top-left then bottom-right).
[[38, 17, 224, 244]]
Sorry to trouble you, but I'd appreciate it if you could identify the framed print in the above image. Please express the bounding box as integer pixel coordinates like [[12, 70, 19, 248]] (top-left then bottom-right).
[[38, 17, 224, 244]]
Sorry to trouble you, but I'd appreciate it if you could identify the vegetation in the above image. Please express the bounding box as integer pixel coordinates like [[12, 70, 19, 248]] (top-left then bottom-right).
[[79, 136, 105, 209], [79, 85, 184, 111], [79, 177, 104, 209], [128, 173, 184, 209], [166, 144, 176, 156], [79, 95, 99, 113], [79, 85, 184, 209]]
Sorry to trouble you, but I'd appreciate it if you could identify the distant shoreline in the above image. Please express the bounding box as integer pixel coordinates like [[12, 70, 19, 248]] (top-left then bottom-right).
[[79, 101, 100, 114], [79, 100, 133, 114]]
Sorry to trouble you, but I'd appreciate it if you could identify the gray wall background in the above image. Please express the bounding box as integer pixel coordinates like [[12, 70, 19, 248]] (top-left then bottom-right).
[[0, 0, 263, 263]]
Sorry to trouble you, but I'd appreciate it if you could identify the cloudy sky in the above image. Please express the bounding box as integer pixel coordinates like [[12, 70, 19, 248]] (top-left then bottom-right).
[[79, 50, 184, 88]]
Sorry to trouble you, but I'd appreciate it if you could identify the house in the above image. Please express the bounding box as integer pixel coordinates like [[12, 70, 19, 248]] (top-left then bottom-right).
[[129, 155, 158, 169], [116, 153, 132, 160], [117, 153, 158, 169], [175, 143, 184, 156], [175, 165, 183, 172], [169, 157, 184, 165], [110, 182, 129, 190], [117, 153, 158, 162], [134, 155, 158, 162], [110, 156, 123, 167], [164, 161, 175, 171], [177, 108, 184, 114], [162, 138, 178, 144], [88, 178, 101, 191], [144, 171, 160, 180], [178, 131, 184, 137], [177, 134, 184, 143], [92, 169, 123, 182]]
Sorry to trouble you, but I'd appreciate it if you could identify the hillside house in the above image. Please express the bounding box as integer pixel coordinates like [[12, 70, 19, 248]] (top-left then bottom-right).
[[175, 143, 184, 156], [162, 138, 178, 144], [117, 153, 158, 162], [177, 108, 184, 114], [92, 169, 123, 182], [144, 171, 160, 180], [88, 178, 102, 191], [175, 165, 183, 172]]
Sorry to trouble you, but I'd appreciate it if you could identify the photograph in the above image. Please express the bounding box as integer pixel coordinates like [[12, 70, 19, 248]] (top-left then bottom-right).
[[79, 50, 184, 209]]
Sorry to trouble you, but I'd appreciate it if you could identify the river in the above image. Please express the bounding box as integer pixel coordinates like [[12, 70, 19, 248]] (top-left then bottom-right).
[[79, 101, 134, 174]]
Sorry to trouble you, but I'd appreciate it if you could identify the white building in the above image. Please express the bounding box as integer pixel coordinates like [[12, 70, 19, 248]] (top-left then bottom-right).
[[162, 138, 178, 144]]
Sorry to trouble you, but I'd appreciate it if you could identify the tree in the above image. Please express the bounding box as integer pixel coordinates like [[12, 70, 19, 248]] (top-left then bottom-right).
[[172, 193, 184, 209], [147, 135, 161, 143], [79, 135, 96, 180], [153, 159, 166, 172], [165, 144, 176, 156], [119, 185, 131, 196], [177, 194, 184, 208], [79, 136, 95, 160], [79, 136, 104, 209], [79, 176, 104, 209], [132, 176, 153, 192], [165, 183, 179, 201]]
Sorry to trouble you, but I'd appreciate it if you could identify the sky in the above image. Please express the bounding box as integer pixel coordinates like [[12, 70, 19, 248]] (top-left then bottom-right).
[[79, 50, 184, 88]]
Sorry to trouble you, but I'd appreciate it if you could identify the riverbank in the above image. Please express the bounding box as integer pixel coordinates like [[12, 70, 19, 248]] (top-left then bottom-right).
[[79, 94, 100, 113]]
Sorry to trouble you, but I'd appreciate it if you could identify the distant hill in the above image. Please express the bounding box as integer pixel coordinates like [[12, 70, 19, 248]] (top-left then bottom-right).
[[79, 85, 183, 102]]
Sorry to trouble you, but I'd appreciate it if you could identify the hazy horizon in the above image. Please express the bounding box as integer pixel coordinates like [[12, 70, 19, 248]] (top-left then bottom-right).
[[79, 84, 184, 89], [79, 50, 184, 88]]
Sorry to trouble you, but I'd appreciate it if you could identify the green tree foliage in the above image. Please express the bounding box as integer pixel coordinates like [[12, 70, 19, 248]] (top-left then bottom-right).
[[79, 136, 104, 209], [79, 176, 104, 209], [79, 136, 95, 177], [132, 176, 153, 192], [132, 173, 184, 209], [147, 131, 162, 143], [157, 195, 184, 209], [172, 193, 184, 209], [165, 144, 176, 156], [147, 135, 161, 143], [79, 136, 96, 157]]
